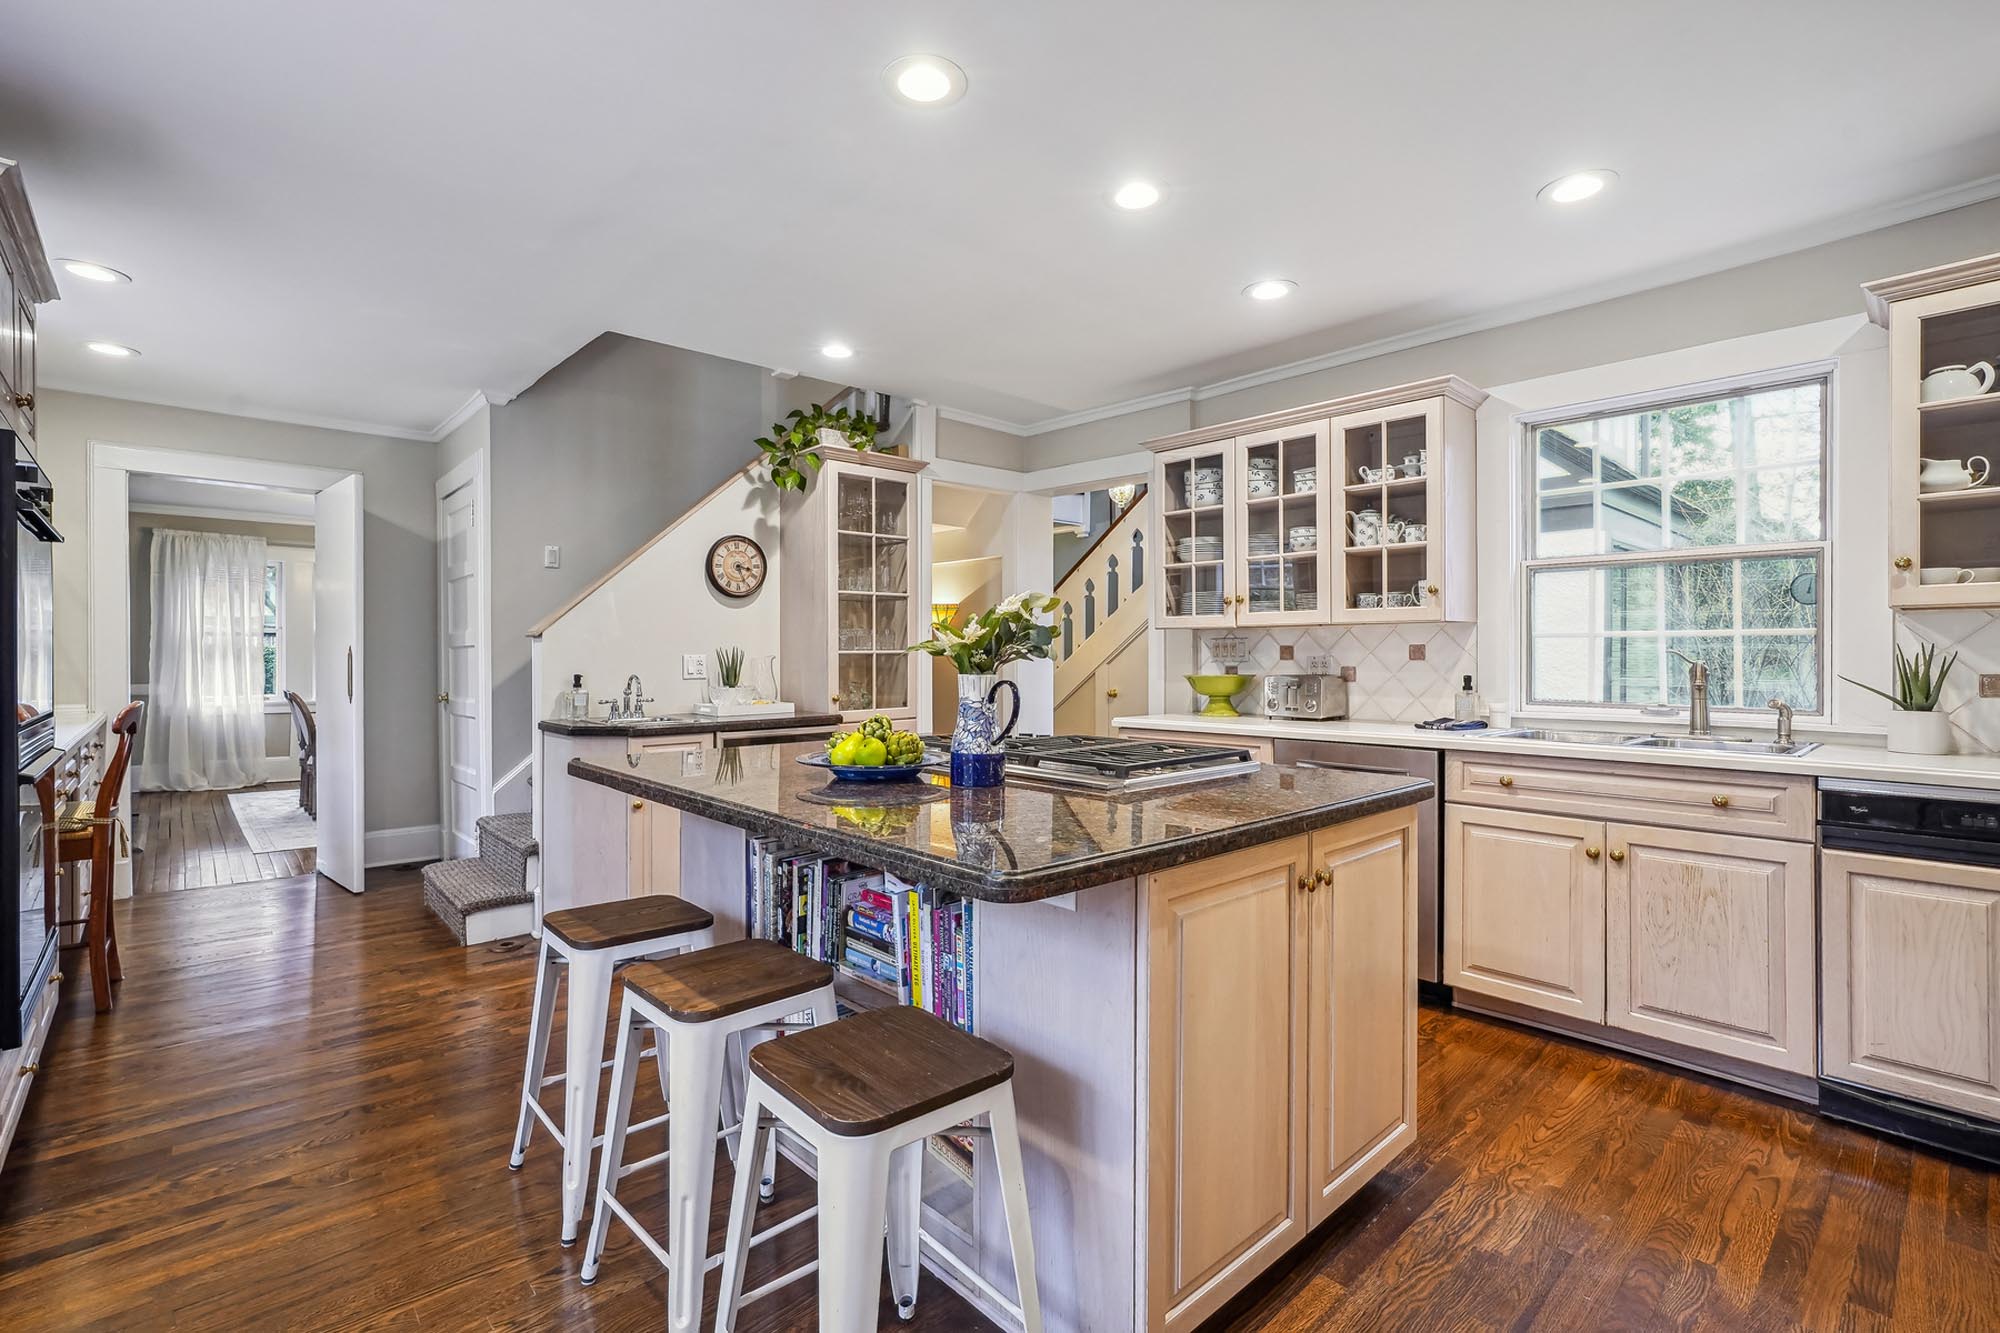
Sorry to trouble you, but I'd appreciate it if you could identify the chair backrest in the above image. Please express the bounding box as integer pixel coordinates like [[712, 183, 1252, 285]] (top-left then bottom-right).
[[94, 701, 143, 822], [285, 691, 316, 749]]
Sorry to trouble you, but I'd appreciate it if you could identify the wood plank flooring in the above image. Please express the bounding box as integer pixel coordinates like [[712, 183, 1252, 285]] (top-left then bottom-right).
[[132, 786, 316, 893], [1, 873, 1994, 1330]]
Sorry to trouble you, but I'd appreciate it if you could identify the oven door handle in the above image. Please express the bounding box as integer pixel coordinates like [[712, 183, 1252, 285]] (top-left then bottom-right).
[[1291, 758, 1426, 781], [16, 506, 63, 543]]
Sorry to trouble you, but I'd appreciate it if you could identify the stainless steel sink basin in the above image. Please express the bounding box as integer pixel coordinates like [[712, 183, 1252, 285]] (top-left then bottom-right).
[[1473, 728, 1635, 745], [1619, 735, 1820, 757]]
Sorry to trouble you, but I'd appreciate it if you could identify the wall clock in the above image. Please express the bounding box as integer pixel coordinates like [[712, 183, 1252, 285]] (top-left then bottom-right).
[[706, 534, 767, 599]]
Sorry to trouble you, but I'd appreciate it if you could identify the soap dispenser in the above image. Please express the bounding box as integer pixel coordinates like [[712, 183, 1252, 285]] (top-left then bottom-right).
[[568, 673, 590, 719], [1453, 674, 1484, 722]]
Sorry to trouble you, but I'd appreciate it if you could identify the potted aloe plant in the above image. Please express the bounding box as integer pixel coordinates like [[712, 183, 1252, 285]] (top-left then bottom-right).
[[1841, 641, 1958, 755], [910, 592, 1061, 787], [753, 403, 881, 492]]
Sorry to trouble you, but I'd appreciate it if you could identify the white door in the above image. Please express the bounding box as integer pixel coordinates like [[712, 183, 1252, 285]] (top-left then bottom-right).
[[438, 481, 482, 859], [314, 475, 366, 893]]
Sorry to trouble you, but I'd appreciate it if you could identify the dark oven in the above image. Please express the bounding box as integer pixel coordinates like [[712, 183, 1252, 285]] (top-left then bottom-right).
[[6, 428, 61, 1048]]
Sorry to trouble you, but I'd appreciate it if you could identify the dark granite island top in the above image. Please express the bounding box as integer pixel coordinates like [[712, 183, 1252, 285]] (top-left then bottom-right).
[[568, 740, 1431, 903]]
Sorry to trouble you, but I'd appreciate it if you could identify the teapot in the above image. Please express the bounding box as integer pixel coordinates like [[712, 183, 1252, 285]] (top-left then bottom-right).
[[1920, 362, 1996, 402], [1919, 455, 1991, 492], [1345, 507, 1383, 546]]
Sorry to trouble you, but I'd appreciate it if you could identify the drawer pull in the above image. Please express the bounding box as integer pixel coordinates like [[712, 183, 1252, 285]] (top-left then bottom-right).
[[1608, 849, 1626, 863], [50, 972, 62, 984], [1711, 794, 1729, 808], [1297, 875, 1313, 894], [631, 800, 645, 812], [1585, 846, 1601, 861], [19, 1063, 37, 1076], [1894, 556, 1913, 571], [1497, 775, 1514, 787]]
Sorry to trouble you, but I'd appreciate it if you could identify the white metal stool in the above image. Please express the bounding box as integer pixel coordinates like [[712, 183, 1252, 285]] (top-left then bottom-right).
[[716, 1005, 1043, 1333], [508, 895, 716, 1245], [582, 939, 840, 1333]]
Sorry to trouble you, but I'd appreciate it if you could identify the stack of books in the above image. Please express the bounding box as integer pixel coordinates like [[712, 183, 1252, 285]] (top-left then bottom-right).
[[743, 837, 976, 1034]]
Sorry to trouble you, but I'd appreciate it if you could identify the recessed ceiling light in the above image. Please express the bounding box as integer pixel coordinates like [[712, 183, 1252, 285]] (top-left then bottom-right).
[[1537, 169, 1617, 205], [1113, 181, 1162, 210], [56, 259, 132, 284], [883, 54, 967, 107], [1243, 279, 1297, 302], [820, 342, 854, 360], [86, 341, 141, 358]]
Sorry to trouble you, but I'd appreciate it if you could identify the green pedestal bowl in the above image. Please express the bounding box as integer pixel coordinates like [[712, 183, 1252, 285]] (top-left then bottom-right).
[[1185, 673, 1253, 717]]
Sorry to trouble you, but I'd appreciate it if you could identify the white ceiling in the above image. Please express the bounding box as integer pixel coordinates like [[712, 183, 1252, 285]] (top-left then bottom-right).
[[8, 2, 2000, 441]]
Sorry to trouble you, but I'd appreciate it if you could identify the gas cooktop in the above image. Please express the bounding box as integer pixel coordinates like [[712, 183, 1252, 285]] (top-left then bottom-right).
[[923, 734, 1262, 792]]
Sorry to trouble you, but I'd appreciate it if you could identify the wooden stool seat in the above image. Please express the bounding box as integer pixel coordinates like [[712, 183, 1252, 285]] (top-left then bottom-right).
[[542, 896, 713, 951], [748, 1004, 1014, 1138], [621, 940, 834, 1025]]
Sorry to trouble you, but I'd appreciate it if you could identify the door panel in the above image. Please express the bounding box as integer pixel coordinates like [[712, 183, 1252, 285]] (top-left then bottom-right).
[[1606, 825, 1814, 1073], [438, 481, 481, 859], [1145, 837, 1307, 1331], [1444, 806, 1605, 1020], [313, 475, 365, 892]]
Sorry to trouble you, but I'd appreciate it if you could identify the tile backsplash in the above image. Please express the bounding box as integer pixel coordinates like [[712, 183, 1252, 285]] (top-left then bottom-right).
[[1194, 623, 1479, 723], [1897, 610, 2000, 755]]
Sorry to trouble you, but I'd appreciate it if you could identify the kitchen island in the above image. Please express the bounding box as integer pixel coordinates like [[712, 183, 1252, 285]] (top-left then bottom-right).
[[567, 741, 1429, 1332]]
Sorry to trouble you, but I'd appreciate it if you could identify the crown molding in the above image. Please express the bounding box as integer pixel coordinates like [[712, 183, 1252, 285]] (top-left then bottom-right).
[[428, 390, 491, 441], [937, 406, 1032, 438], [40, 378, 440, 441]]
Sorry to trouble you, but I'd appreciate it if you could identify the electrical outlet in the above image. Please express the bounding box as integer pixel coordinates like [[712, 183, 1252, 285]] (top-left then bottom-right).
[[1981, 673, 2000, 699], [1408, 643, 1427, 662], [1303, 654, 1332, 674], [682, 653, 707, 680], [542, 544, 561, 569]]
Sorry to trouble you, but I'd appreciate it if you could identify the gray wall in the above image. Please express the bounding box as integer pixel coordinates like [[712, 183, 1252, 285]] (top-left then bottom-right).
[[488, 333, 769, 777], [1021, 195, 2000, 468], [37, 389, 441, 834]]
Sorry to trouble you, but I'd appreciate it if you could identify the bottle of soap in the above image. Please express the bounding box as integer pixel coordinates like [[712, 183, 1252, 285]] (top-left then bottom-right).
[[1453, 674, 1483, 722], [569, 673, 590, 718]]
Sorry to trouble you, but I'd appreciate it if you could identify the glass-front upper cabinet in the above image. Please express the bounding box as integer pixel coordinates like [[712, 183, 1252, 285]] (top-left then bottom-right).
[[1236, 421, 1329, 625], [1335, 399, 1444, 620], [1865, 254, 2000, 610], [1154, 439, 1236, 627]]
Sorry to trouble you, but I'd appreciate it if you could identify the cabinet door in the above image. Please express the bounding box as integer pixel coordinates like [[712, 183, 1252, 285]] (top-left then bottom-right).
[[832, 465, 915, 719], [1144, 837, 1308, 1332], [1154, 440, 1237, 627], [12, 296, 31, 438], [1444, 806, 1606, 1021], [1330, 398, 1444, 622], [1822, 849, 2000, 1119], [1236, 420, 1329, 625], [1605, 825, 1814, 1073], [1305, 810, 1417, 1227], [624, 737, 708, 896], [0, 256, 16, 432]]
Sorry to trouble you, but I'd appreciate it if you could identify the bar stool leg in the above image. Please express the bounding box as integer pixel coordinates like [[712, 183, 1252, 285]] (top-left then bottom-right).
[[509, 937, 561, 1169], [885, 1140, 923, 1320], [667, 1021, 731, 1333], [988, 1087, 1044, 1333], [581, 999, 647, 1283], [816, 1135, 893, 1333], [560, 948, 615, 1245], [715, 1083, 771, 1333]]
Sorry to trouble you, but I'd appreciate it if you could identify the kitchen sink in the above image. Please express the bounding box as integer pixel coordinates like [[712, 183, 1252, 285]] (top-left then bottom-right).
[[1472, 728, 1636, 745], [1619, 735, 1820, 757]]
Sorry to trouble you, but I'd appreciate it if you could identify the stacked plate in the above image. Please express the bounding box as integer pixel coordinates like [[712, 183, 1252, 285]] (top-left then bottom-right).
[[1247, 532, 1283, 556], [1175, 535, 1224, 562], [1291, 592, 1319, 611], [1188, 591, 1225, 615]]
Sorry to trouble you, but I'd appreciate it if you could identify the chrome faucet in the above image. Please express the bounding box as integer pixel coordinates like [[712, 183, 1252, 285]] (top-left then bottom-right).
[[621, 674, 654, 719], [1768, 697, 1794, 745], [1668, 649, 1712, 736]]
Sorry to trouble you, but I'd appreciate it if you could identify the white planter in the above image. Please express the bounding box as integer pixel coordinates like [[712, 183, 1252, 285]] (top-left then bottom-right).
[[1886, 709, 1954, 755], [817, 426, 851, 451]]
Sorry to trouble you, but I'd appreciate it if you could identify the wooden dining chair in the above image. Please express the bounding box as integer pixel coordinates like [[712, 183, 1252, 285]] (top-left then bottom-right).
[[285, 690, 316, 818], [56, 701, 142, 1012]]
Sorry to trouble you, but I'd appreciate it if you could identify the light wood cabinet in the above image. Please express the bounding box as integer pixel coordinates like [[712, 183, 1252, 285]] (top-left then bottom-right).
[[1863, 251, 2000, 610], [1142, 809, 1417, 1330], [1444, 806, 1606, 1021], [624, 735, 711, 896], [1605, 824, 1815, 1074], [1445, 752, 1814, 842], [1821, 849, 2000, 1120], [1146, 376, 1485, 630]]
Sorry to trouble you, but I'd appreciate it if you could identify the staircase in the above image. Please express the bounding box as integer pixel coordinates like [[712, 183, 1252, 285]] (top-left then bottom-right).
[[423, 813, 537, 946], [1052, 492, 1152, 735]]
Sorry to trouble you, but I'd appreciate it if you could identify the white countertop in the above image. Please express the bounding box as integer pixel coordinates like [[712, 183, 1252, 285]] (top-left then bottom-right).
[[1117, 713, 2000, 792], [51, 707, 107, 755]]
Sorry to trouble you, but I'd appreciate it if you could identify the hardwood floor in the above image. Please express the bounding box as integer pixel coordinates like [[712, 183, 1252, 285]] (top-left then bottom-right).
[[1, 872, 1994, 1331], [132, 786, 317, 892]]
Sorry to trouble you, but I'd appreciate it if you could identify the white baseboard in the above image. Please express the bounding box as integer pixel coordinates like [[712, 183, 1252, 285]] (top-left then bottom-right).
[[366, 824, 442, 868], [464, 901, 535, 946], [265, 754, 301, 782]]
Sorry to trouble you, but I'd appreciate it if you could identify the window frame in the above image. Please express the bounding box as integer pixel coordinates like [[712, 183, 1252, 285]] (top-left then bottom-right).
[[263, 556, 286, 704], [1515, 365, 1833, 722]]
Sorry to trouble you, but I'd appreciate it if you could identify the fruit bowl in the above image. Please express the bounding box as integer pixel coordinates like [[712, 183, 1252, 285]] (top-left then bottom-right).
[[1185, 673, 1253, 717], [796, 752, 937, 783]]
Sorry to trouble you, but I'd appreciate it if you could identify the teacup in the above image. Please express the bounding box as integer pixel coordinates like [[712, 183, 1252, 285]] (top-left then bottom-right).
[[1358, 465, 1390, 484], [1400, 521, 1426, 543], [1356, 592, 1382, 609], [1920, 566, 1974, 585], [1401, 451, 1428, 477], [1386, 591, 1413, 608], [1967, 566, 2000, 583], [1411, 582, 1431, 605], [1379, 516, 1408, 543]]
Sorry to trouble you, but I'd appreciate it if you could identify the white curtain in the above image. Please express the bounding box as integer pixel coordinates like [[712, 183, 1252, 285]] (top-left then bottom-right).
[[140, 529, 269, 791]]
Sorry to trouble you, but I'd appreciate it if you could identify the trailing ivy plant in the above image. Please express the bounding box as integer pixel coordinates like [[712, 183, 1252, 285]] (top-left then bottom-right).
[[754, 403, 881, 492]]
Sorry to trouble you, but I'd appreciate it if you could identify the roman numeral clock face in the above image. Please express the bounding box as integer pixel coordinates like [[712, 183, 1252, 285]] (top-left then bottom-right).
[[706, 535, 767, 598]]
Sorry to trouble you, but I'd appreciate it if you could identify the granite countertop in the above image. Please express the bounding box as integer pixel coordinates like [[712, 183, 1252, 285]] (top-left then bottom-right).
[[540, 710, 844, 738], [1116, 714, 2000, 792], [568, 741, 1430, 903]]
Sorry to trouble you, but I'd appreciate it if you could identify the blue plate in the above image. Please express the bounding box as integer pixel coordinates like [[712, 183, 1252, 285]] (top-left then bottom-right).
[[796, 752, 937, 783]]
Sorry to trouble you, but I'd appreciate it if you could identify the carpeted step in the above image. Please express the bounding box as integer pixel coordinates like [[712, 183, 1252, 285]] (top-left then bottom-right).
[[423, 856, 532, 946], [475, 813, 536, 889]]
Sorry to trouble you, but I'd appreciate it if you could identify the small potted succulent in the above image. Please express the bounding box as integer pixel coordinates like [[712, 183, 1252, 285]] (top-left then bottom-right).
[[1842, 640, 1958, 755], [910, 592, 1061, 786], [754, 403, 881, 492]]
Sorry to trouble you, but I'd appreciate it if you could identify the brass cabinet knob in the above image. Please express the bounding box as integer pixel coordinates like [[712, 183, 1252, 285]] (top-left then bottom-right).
[[1298, 875, 1314, 894], [436, 692, 449, 704], [631, 800, 644, 812], [1497, 775, 1514, 787], [1609, 849, 1626, 863], [1712, 795, 1729, 808], [12, 392, 31, 411], [19, 1063, 38, 1076], [1426, 584, 1439, 595], [50, 971, 62, 983], [1313, 869, 1330, 891], [1585, 846, 1601, 861], [1894, 556, 1913, 571], [1106, 687, 1119, 699], [832, 695, 841, 705]]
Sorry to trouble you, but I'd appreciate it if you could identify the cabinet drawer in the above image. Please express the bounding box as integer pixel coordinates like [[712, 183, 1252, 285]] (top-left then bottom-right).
[[1445, 753, 1812, 841]]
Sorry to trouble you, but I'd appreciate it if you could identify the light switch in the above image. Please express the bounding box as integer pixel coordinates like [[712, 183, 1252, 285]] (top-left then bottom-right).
[[683, 654, 707, 680], [542, 545, 561, 569]]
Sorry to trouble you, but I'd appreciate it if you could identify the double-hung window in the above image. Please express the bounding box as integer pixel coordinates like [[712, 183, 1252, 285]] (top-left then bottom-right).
[[1522, 374, 1828, 716], [263, 558, 285, 701]]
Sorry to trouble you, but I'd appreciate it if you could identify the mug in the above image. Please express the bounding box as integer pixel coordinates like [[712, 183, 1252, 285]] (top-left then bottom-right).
[[1386, 591, 1413, 608], [1379, 516, 1407, 543], [1356, 592, 1382, 608], [1358, 465, 1389, 484], [1411, 581, 1430, 605], [1919, 566, 1975, 585], [1401, 451, 1428, 477], [1287, 525, 1318, 552], [1968, 567, 2000, 583], [1400, 521, 1426, 543], [1345, 509, 1382, 545]]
